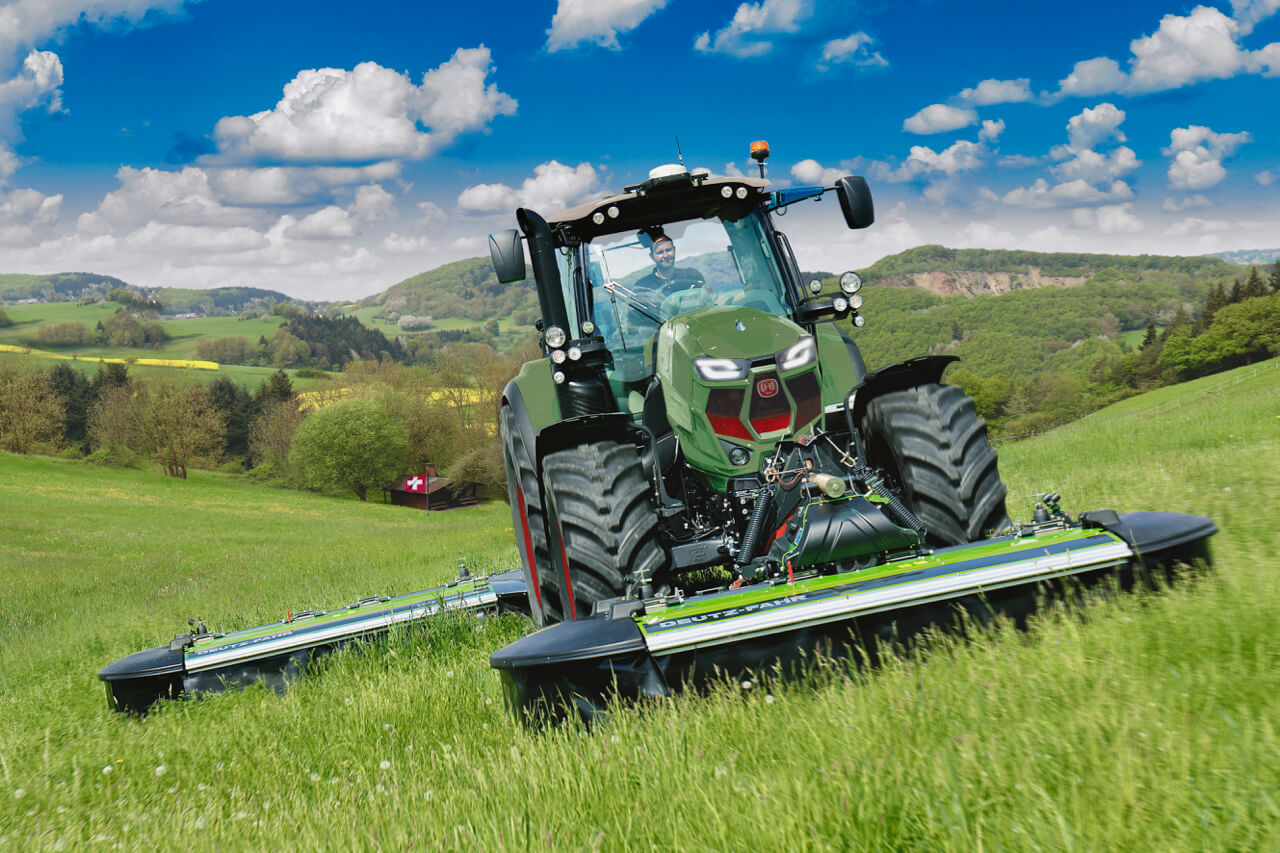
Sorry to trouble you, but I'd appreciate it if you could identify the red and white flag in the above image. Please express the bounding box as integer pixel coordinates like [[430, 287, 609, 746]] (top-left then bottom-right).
[[404, 474, 426, 493]]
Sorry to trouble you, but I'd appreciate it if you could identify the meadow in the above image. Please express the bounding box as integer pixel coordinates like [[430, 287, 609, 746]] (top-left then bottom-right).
[[0, 360, 1277, 850]]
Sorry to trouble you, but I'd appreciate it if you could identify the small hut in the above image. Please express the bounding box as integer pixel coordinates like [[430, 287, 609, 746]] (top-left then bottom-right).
[[388, 466, 480, 511]]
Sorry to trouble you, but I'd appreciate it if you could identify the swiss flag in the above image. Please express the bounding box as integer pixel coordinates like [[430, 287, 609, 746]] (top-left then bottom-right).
[[404, 474, 426, 492]]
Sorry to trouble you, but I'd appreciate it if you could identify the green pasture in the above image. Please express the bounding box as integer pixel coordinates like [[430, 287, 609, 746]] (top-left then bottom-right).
[[1, 361, 1278, 849]]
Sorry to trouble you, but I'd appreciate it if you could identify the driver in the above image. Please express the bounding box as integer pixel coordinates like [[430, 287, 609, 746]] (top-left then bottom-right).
[[634, 233, 706, 298]]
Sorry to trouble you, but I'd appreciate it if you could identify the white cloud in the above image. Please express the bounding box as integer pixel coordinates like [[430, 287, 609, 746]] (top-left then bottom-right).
[[694, 0, 811, 58], [1072, 203, 1145, 234], [876, 140, 984, 182], [350, 184, 395, 223], [212, 48, 516, 164], [816, 32, 888, 71], [1055, 57, 1128, 98], [1255, 169, 1276, 186], [791, 159, 843, 185], [1163, 194, 1212, 211], [998, 154, 1042, 168], [121, 222, 271, 255], [416, 200, 447, 225], [1051, 146, 1141, 184], [978, 119, 1005, 142], [1231, 0, 1280, 33], [0, 1, 188, 65], [1162, 125, 1251, 190], [1162, 216, 1234, 236], [1065, 103, 1126, 150], [546, 0, 668, 51], [955, 221, 1016, 248], [285, 206, 356, 240], [456, 161, 599, 214], [958, 78, 1032, 105], [902, 104, 977, 135], [0, 187, 62, 246], [76, 166, 264, 237], [0, 50, 64, 122], [1051, 6, 1280, 98], [208, 162, 402, 206], [381, 232, 432, 254], [1001, 178, 1133, 208]]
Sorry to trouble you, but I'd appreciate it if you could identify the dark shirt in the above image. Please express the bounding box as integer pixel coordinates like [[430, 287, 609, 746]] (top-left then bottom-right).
[[635, 266, 705, 296]]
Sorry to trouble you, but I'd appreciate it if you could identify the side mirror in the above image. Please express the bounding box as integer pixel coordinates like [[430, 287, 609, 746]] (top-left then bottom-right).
[[489, 229, 526, 283], [835, 176, 875, 230]]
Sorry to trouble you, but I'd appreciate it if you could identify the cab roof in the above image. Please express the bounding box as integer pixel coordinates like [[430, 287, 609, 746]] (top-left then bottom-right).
[[539, 172, 771, 245]]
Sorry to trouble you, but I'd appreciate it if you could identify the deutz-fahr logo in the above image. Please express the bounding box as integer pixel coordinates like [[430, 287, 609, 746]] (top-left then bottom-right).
[[757, 377, 779, 398]]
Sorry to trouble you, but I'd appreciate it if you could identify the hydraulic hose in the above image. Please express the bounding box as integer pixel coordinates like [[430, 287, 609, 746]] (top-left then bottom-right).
[[860, 469, 927, 541]]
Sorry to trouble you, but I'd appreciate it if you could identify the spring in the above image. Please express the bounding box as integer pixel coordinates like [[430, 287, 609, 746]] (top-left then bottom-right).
[[737, 491, 773, 562]]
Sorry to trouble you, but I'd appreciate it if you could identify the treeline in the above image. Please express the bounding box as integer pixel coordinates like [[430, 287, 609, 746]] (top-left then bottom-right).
[[30, 308, 169, 349], [849, 263, 1279, 437], [860, 245, 1238, 282], [0, 337, 539, 497], [196, 314, 403, 370]]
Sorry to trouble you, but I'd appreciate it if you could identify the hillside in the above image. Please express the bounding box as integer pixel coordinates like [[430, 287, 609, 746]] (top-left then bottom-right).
[[0, 272, 298, 317], [358, 256, 540, 328], [0, 361, 1276, 848], [858, 245, 1243, 298], [1210, 248, 1280, 265]]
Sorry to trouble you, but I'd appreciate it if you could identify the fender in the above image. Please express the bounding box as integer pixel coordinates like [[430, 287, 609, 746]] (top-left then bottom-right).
[[845, 355, 958, 426]]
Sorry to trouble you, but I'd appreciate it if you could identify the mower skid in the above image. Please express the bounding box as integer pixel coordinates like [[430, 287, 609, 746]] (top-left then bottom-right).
[[99, 569, 528, 714], [489, 511, 1216, 725]]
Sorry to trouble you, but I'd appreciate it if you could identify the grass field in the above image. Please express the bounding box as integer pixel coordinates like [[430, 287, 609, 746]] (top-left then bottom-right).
[[1, 361, 1277, 849]]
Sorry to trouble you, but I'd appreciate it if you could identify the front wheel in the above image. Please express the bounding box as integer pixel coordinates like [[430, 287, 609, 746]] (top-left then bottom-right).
[[860, 383, 1011, 547], [541, 441, 667, 620]]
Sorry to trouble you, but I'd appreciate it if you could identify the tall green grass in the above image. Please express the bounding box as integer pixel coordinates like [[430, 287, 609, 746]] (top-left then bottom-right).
[[1, 361, 1277, 849]]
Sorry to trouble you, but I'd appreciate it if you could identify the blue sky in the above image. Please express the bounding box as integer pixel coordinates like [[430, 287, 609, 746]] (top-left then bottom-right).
[[1, 0, 1277, 299]]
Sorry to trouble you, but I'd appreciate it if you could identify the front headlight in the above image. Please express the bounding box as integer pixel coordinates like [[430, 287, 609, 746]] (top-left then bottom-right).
[[694, 357, 750, 381], [777, 336, 817, 371]]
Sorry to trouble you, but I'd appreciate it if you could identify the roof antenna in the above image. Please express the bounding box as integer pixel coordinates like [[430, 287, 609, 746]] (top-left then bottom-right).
[[675, 136, 685, 169]]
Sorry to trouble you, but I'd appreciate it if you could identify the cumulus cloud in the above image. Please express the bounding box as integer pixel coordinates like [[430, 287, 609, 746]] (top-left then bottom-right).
[[958, 78, 1032, 105], [546, 0, 668, 51], [1163, 194, 1212, 211], [76, 166, 264, 237], [978, 119, 1005, 142], [694, 0, 811, 58], [0, 187, 62, 246], [1064, 103, 1126, 150], [1162, 216, 1234, 236], [212, 48, 516, 164], [1255, 169, 1276, 186], [902, 104, 977, 135], [874, 140, 985, 182], [0, 50, 64, 121], [1001, 178, 1134, 208], [1162, 125, 1251, 190], [1051, 6, 1280, 98], [1051, 146, 1140, 184], [350, 184, 395, 223], [208, 162, 402, 206], [1231, 0, 1280, 35], [790, 159, 843, 185], [456, 161, 599, 214], [284, 206, 356, 240], [1072, 203, 1145, 234], [816, 32, 888, 71]]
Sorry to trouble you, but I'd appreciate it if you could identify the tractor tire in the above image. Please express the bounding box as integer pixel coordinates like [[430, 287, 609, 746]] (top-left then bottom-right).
[[501, 404, 561, 626], [860, 383, 1011, 547], [541, 441, 667, 620]]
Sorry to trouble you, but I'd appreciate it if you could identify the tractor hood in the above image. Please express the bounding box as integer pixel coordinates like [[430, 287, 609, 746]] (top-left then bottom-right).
[[656, 306, 820, 489]]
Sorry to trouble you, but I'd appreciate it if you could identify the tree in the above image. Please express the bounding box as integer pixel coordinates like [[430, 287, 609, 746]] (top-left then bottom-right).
[[88, 383, 145, 464], [1269, 263, 1280, 295], [47, 363, 93, 449], [207, 376, 254, 460], [249, 398, 307, 470], [254, 369, 294, 405], [1241, 266, 1268, 300], [0, 366, 64, 454], [1140, 321, 1158, 349], [0, 308, 11, 327], [103, 309, 145, 347], [141, 381, 226, 478], [288, 399, 409, 501]]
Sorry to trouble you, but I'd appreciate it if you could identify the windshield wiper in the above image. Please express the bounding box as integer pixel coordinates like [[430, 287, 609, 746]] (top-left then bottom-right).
[[601, 281, 668, 325]]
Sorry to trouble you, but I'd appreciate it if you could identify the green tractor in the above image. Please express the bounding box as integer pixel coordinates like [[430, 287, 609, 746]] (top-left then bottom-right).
[[491, 151, 1010, 627]]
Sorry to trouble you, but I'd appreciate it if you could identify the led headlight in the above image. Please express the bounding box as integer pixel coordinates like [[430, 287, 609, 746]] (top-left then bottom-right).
[[721, 185, 734, 198], [550, 349, 566, 364], [729, 447, 750, 466], [839, 271, 863, 294], [544, 326, 566, 348], [852, 314, 866, 328], [848, 294, 863, 310], [777, 336, 817, 371], [735, 186, 749, 199], [808, 280, 822, 295], [833, 296, 849, 312], [567, 346, 582, 361], [552, 370, 566, 384], [581, 320, 595, 334], [694, 357, 750, 381], [592, 212, 605, 225]]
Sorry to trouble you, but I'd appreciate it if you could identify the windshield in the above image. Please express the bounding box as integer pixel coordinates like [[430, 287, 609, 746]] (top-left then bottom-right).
[[583, 211, 792, 384]]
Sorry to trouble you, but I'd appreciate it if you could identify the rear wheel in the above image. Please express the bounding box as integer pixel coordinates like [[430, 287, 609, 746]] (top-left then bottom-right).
[[541, 441, 667, 619], [860, 383, 1010, 546], [501, 404, 561, 626]]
